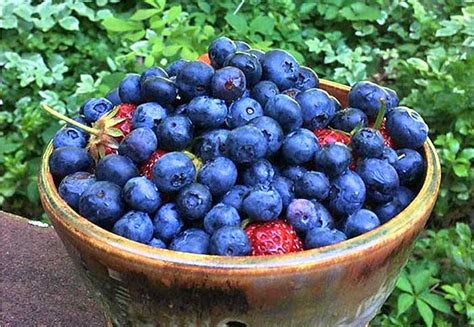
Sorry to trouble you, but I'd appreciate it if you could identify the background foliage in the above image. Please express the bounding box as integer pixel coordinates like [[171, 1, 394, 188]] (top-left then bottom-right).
[[0, 0, 472, 325]]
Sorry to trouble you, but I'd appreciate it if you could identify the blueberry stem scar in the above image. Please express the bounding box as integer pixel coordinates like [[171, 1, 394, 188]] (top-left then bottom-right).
[[42, 104, 100, 136]]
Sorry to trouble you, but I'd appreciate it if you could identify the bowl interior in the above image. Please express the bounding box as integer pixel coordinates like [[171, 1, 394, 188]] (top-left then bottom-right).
[[39, 79, 441, 271]]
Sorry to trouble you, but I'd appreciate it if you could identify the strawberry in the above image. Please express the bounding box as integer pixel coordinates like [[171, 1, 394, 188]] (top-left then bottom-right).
[[113, 103, 136, 140], [314, 128, 351, 146], [139, 149, 168, 179], [197, 53, 211, 65], [245, 220, 303, 256]]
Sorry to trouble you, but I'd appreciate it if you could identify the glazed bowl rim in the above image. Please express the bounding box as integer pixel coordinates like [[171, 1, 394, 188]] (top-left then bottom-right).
[[38, 79, 441, 273]]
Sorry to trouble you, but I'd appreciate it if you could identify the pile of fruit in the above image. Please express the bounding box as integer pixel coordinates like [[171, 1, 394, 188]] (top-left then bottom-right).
[[45, 36, 429, 256]]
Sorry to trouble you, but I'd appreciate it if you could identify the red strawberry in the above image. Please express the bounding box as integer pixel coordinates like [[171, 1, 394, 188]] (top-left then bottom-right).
[[139, 149, 168, 179], [113, 103, 136, 140], [245, 220, 303, 256], [314, 128, 351, 146]]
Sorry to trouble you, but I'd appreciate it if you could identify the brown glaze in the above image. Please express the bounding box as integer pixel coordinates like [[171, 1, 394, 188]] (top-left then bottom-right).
[[39, 79, 441, 327]]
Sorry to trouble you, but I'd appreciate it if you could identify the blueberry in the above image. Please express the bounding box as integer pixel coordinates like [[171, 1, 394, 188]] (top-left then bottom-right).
[[221, 185, 250, 211], [305, 227, 347, 249], [261, 49, 299, 90], [166, 59, 189, 77], [156, 115, 193, 151], [187, 96, 228, 129], [351, 128, 384, 158], [226, 125, 268, 164], [281, 128, 320, 165], [294, 66, 319, 91], [139, 67, 168, 85], [314, 143, 352, 178], [386, 106, 428, 149], [52, 127, 87, 149], [82, 98, 114, 123], [226, 97, 263, 129], [264, 94, 303, 133], [194, 129, 229, 161], [281, 165, 307, 183], [204, 203, 241, 234], [169, 228, 210, 254], [281, 88, 301, 98], [49, 147, 94, 180], [250, 80, 279, 107], [379, 147, 398, 166], [148, 238, 167, 248], [248, 116, 284, 157], [198, 157, 238, 197], [235, 40, 251, 51], [373, 186, 415, 223], [153, 203, 183, 242], [131, 102, 168, 130], [296, 88, 337, 130], [96, 154, 138, 187], [309, 200, 335, 229], [344, 209, 380, 238], [224, 52, 262, 86], [105, 88, 122, 106], [356, 158, 400, 203], [140, 76, 177, 106], [328, 170, 366, 217], [58, 172, 96, 211], [119, 74, 142, 104], [286, 199, 319, 234], [113, 211, 154, 243], [294, 171, 330, 201], [384, 87, 399, 109], [123, 176, 161, 213], [211, 67, 247, 102], [152, 152, 196, 193], [242, 159, 275, 187], [393, 148, 424, 185], [176, 183, 212, 221], [270, 176, 295, 209], [119, 127, 157, 163], [210, 226, 251, 256], [330, 107, 368, 132], [348, 81, 390, 117], [246, 49, 265, 64], [78, 181, 124, 227], [208, 37, 237, 68], [242, 184, 282, 222], [176, 61, 214, 100]]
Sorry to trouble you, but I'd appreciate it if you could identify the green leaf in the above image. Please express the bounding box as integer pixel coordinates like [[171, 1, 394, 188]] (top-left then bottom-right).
[[453, 163, 468, 177], [59, 16, 79, 31], [165, 6, 182, 23], [411, 269, 435, 294], [101, 17, 143, 32], [416, 299, 434, 327], [436, 20, 462, 37], [396, 272, 413, 294], [419, 292, 452, 314], [130, 9, 161, 21], [340, 3, 382, 21], [225, 13, 248, 34], [397, 293, 415, 316], [407, 58, 429, 71], [250, 16, 275, 35]]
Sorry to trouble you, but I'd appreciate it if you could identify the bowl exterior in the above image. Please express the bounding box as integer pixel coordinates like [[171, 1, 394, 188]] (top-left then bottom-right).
[[39, 79, 441, 327]]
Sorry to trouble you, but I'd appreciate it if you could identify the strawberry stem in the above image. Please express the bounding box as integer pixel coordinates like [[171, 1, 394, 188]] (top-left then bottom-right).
[[373, 98, 386, 130], [41, 104, 99, 136]]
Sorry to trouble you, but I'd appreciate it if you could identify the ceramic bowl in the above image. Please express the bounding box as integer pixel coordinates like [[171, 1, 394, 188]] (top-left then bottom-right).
[[39, 79, 441, 327]]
